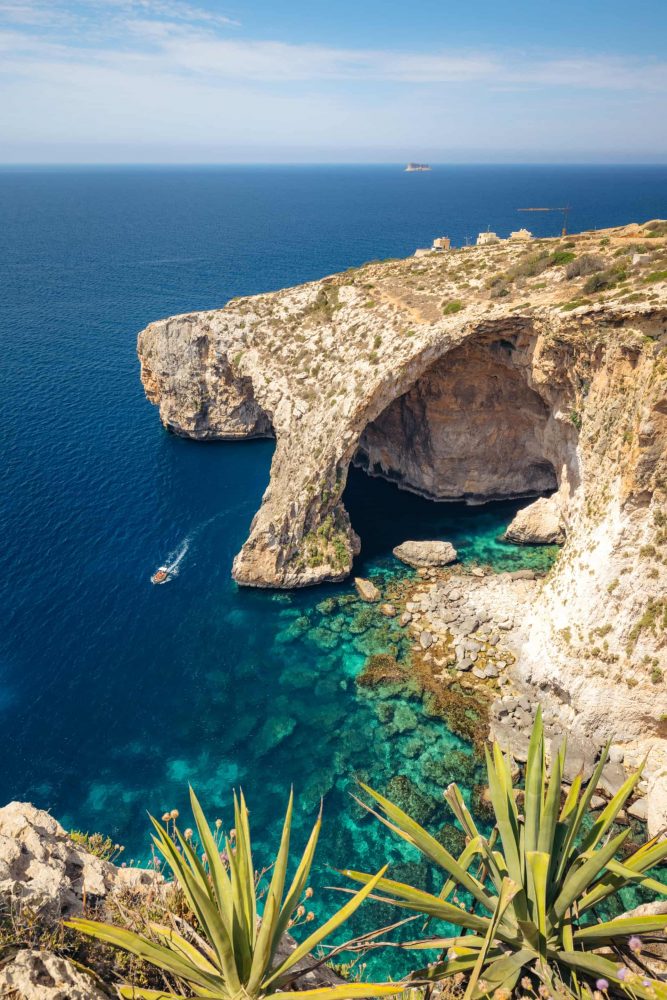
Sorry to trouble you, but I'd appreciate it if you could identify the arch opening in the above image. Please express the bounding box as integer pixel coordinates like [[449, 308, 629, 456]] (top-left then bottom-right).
[[353, 338, 562, 505]]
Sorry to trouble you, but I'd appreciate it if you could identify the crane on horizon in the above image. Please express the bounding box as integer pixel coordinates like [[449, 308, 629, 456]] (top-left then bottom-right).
[[517, 206, 571, 237]]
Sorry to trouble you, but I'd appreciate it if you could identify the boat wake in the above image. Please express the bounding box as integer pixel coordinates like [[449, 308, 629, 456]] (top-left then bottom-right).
[[151, 515, 219, 585]]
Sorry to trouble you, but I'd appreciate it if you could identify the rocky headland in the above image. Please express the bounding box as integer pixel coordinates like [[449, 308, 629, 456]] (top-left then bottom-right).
[[138, 221, 667, 833]]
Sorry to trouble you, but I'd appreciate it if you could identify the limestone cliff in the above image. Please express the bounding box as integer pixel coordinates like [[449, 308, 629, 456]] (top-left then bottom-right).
[[138, 221, 667, 806]]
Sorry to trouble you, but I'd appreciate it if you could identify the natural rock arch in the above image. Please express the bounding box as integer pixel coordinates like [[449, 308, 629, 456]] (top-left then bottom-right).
[[354, 338, 561, 504]]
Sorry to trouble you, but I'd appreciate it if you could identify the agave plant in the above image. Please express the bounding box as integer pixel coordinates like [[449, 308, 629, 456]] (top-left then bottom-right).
[[68, 788, 401, 1000], [344, 708, 667, 1000]]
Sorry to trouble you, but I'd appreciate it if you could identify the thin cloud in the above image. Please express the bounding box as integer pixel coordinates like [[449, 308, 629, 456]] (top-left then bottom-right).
[[1, 0, 666, 161], [2, 11, 666, 92]]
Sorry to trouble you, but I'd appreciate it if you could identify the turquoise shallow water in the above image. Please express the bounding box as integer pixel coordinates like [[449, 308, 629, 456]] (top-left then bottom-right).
[[2, 166, 665, 975]]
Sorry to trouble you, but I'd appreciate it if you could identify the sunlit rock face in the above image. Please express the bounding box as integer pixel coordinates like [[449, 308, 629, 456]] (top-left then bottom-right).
[[137, 224, 667, 812], [355, 341, 559, 502]]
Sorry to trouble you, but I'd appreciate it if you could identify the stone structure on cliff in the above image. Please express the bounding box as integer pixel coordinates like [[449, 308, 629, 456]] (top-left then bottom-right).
[[138, 220, 667, 826]]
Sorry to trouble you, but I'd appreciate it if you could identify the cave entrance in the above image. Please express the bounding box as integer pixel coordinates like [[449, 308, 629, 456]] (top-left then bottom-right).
[[343, 337, 565, 572], [355, 339, 558, 504]]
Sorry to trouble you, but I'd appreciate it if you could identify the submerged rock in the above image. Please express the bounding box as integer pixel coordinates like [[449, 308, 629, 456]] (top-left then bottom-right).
[[384, 775, 436, 826], [393, 540, 458, 568], [390, 703, 419, 734]]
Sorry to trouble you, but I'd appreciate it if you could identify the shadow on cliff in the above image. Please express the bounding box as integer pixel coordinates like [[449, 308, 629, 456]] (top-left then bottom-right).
[[342, 465, 554, 574]]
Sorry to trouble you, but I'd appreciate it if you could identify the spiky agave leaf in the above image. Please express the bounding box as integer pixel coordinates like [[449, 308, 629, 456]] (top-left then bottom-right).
[[68, 790, 402, 1000], [350, 708, 667, 998]]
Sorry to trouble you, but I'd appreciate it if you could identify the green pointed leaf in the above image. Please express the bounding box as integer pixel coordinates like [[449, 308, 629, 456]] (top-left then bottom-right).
[[247, 790, 294, 993], [118, 989, 195, 999], [148, 922, 219, 974], [357, 783, 494, 913], [523, 706, 544, 856], [553, 744, 610, 886], [471, 948, 535, 999], [549, 828, 629, 925], [65, 919, 222, 993], [578, 764, 644, 856], [272, 805, 321, 952], [464, 878, 519, 1000], [538, 740, 563, 859], [556, 950, 667, 1000], [271, 985, 403, 1000], [265, 866, 389, 987], [574, 913, 667, 941], [526, 851, 549, 949], [189, 787, 235, 933], [341, 870, 493, 935], [485, 746, 522, 887]]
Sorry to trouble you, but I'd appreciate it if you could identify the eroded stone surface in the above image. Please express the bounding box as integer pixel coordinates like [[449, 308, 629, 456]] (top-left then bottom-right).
[[504, 495, 565, 545], [393, 540, 458, 567], [138, 222, 667, 842], [0, 950, 111, 1000], [354, 577, 381, 602], [0, 802, 156, 921]]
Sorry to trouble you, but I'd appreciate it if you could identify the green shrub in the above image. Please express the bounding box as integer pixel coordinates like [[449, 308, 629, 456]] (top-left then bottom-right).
[[565, 254, 605, 280], [549, 250, 576, 266], [509, 251, 550, 279], [583, 267, 626, 294], [644, 270, 667, 284], [645, 221, 667, 237], [442, 300, 464, 315], [348, 709, 667, 1000], [486, 275, 511, 298], [69, 791, 397, 1000], [69, 831, 124, 863]]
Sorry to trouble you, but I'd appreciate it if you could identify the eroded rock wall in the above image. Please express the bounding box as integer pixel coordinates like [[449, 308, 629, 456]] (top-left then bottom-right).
[[137, 226, 667, 802], [356, 339, 562, 502]]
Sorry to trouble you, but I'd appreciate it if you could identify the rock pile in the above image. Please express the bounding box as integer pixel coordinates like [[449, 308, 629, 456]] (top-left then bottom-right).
[[397, 569, 538, 685]]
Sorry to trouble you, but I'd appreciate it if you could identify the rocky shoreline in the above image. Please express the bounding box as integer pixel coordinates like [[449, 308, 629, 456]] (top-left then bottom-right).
[[350, 557, 666, 837], [136, 220, 667, 849]]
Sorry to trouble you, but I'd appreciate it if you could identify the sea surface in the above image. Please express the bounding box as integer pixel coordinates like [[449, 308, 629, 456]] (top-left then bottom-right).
[[1, 165, 665, 970]]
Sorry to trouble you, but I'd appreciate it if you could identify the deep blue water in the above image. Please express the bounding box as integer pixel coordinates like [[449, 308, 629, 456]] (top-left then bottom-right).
[[1, 166, 665, 968]]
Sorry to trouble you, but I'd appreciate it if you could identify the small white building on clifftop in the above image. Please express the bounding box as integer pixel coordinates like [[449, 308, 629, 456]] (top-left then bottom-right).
[[476, 230, 501, 246]]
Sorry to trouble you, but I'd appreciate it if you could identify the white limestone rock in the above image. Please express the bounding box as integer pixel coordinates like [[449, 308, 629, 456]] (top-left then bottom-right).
[[504, 495, 565, 545], [393, 540, 458, 568], [0, 950, 111, 1000], [354, 577, 381, 602], [647, 768, 667, 839], [0, 802, 157, 922]]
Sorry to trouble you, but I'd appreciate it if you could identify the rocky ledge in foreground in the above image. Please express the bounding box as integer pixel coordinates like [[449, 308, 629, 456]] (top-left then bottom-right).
[[138, 219, 667, 816], [0, 802, 343, 999]]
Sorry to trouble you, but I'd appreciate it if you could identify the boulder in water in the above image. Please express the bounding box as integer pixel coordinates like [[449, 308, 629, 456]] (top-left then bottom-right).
[[354, 577, 381, 602], [503, 496, 565, 545], [393, 540, 458, 568]]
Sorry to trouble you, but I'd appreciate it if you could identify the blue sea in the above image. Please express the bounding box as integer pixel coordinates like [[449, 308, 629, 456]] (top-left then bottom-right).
[[1, 165, 665, 969]]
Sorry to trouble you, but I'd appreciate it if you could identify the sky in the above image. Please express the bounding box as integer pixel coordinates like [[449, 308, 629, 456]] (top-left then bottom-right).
[[1, 0, 666, 163]]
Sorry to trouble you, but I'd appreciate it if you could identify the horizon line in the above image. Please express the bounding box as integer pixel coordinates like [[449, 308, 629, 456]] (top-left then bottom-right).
[[2, 160, 667, 168]]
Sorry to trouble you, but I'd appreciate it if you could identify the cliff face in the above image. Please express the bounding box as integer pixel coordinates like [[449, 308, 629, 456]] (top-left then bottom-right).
[[138, 221, 667, 793]]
